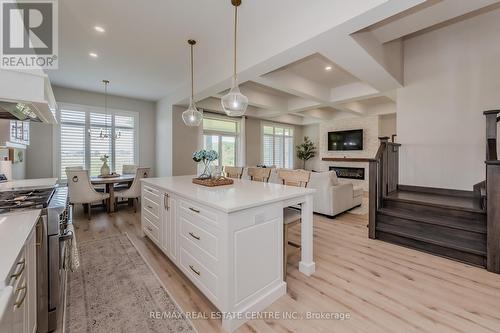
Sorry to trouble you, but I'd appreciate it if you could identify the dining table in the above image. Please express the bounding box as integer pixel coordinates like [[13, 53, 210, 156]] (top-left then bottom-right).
[[90, 174, 135, 213]]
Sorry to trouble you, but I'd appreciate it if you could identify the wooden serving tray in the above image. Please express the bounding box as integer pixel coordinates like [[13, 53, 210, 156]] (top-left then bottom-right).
[[192, 177, 234, 187], [98, 173, 121, 178]]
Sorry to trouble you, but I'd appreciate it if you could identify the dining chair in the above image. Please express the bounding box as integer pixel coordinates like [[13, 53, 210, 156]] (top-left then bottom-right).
[[278, 169, 311, 281], [115, 164, 138, 191], [224, 166, 244, 179], [66, 169, 110, 220], [114, 167, 151, 212], [247, 167, 271, 182], [122, 164, 137, 174]]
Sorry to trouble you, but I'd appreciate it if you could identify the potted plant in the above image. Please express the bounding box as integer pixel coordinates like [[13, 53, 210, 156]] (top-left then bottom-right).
[[193, 149, 219, 179], [296, 136, 316, 170]]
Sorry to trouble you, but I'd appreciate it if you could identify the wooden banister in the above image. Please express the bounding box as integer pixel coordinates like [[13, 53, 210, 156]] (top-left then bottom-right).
[[368, 137, 401, 239], [484, 110, 500, 273]]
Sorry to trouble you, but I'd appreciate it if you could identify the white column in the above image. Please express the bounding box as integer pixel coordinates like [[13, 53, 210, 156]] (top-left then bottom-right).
[[299, 194, 315, 275]]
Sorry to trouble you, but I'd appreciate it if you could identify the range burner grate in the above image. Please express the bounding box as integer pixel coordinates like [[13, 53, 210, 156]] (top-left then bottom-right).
[[0, 188, 55, 211]]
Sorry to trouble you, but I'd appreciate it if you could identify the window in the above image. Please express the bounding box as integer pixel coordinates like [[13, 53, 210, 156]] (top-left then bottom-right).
[[262, 123, 294, 168], [58, 106, 138, 180], [202, 117, 239, 167], [59, 109, 86, 179]]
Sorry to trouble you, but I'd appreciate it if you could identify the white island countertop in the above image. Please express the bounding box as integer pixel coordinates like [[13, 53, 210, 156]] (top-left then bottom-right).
[[0, 210, 41, 290], [0, 178, 58, 191], [142, 175, 315, 213]]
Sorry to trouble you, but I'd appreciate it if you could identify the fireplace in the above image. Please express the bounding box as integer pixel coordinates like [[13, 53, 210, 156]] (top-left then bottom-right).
[[329, 166, 365, 180]]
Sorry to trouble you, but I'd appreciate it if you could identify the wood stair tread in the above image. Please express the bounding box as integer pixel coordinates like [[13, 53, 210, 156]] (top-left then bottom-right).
[[377, 208, 486, 234], [385, 190, 485, 213], [376, 223, 486, 256]]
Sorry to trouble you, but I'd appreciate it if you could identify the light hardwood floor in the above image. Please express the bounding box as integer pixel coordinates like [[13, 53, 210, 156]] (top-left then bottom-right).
[[72, 204, 500, 333]]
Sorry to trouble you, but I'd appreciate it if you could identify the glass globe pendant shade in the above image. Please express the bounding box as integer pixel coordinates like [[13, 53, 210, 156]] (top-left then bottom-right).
[[221, 78, 248, 117], [182, 98, 203, 126]]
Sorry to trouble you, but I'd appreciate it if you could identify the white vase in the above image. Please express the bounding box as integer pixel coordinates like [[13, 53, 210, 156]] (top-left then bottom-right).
[[100, 161, 110, 176]]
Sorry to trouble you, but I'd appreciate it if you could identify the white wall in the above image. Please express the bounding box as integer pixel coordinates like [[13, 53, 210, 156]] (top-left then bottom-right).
[[156, 97, 173, 177], [397, 8, 500, 191], [302, 124, 321, 171], [25, 86, 157, 178]]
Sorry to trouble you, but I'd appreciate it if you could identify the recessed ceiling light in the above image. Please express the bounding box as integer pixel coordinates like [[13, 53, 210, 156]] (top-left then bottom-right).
[[325, 66, 333, 71], [94, 26, 105, 33], [89, 52, 98, 58]]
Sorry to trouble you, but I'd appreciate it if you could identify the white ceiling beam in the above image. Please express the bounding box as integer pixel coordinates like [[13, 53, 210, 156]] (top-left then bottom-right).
[[370, 0, 500, 43]]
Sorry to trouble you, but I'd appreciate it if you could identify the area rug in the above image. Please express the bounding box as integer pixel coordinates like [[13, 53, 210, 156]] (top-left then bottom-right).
[[348, 196, 369, 215], [65, 233, 196, 333]]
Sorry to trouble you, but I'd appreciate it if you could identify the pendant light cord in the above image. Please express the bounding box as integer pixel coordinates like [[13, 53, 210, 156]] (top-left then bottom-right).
[[191, 43, 194, 101], [233, 5, 238, 78]]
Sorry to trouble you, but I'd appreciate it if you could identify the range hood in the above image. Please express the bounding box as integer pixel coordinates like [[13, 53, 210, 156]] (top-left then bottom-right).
[[0, 101, 54, 122], [0, 69, 57, 124]]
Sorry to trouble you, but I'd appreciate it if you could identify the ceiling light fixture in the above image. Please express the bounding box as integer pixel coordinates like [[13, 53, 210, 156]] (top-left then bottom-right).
[[94, 26, 105, 33], [89, 52, 98, 58], [221, 0, 248, 117], [182, 39, 203, 127], [325, 66, 332, 71]]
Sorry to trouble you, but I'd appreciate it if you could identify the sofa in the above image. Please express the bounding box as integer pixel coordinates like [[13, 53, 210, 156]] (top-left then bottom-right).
[[242, 167, 364, 217]]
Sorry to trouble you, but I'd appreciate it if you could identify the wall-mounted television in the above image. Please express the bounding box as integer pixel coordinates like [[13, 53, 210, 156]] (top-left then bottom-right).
[[328, 129, 363, 151]]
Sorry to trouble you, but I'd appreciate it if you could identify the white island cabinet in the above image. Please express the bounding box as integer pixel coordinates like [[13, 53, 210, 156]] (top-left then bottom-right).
[[141, 175, 315, 332]]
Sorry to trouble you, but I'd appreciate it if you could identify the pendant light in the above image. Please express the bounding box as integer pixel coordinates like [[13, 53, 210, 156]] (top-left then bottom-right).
[[98, 80, 120, 140], [221, 0, 248, 117], [182, 39, 203, 126]]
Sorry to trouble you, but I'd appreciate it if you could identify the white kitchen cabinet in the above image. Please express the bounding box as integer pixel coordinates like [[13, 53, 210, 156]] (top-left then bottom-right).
[[25, 227, 36, 333], [161, 191, 177, 263], [0, 222, 37, 333]]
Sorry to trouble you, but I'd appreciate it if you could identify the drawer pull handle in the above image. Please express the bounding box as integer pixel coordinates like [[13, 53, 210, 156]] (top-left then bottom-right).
[[147, 226, 153, 232], [164, 194, 170, 210], [14, 285, 27, 308], [10, 259, 26, 280], [189, 232, 200, 240], [147, 205, 153, 209], [189, 265, 201, 276], [189, 207, 200, 213]]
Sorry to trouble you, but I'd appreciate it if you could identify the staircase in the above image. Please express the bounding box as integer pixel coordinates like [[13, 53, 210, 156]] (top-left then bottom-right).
[[368, 110, 500, 272], [376, 187, 487, 267]]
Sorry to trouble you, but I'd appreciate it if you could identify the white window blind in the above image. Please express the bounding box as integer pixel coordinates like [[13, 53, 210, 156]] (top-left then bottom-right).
[[262, 123, 294, 168], [58, 106, 138, 181], [59, 109, 86, 180], [90, 113, 112, 176], [115, 115, 135, 174]]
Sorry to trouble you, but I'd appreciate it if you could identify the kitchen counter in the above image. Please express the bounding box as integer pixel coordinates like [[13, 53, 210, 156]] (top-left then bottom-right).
[[0, 210, 41, 290], [141, 176, 316, 332], [142, 175, 315, 213], [0, 178, 58, 191]]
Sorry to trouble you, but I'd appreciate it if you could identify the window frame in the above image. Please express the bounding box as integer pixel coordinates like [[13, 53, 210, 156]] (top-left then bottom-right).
[[260, 122, 295, 169], [202, 114, 241, 167], [54, 102, 139, 181]]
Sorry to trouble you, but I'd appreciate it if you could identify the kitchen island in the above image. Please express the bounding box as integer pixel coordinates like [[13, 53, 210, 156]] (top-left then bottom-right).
[[141, 175, 315, 332]]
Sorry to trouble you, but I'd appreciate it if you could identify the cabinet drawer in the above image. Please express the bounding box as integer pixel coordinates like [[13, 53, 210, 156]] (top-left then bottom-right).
[[143, 197, 160, 217], [180, 217, 217, 259], [143, 185, 160, 202], [179, 248, 218, 303], [143, 217, 160, 244], [143, 209, 159, 228], [179, 199, 218, 228]]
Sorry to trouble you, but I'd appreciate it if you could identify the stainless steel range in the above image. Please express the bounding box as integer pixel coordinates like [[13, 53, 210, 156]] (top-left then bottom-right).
[[0, 186, 72, 333]]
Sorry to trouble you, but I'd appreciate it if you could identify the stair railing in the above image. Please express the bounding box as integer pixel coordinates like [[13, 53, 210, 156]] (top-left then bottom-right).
[[484, 110, 500, 273], [368, 137, 401, 239]]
